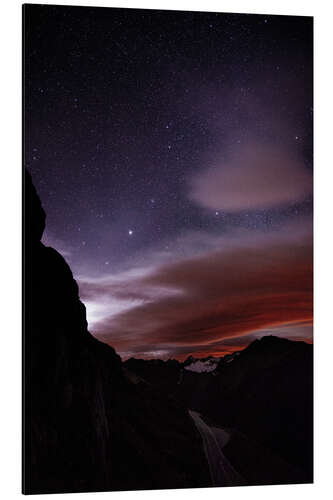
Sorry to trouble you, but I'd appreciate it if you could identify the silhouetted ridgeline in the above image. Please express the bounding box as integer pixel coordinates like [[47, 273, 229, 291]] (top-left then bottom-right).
[[125, 336, 313, 484], [23, 170, 210, 494]]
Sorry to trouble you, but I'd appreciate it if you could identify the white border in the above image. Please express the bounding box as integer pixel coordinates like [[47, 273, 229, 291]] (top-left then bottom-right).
[[1, 1, 332, 499]]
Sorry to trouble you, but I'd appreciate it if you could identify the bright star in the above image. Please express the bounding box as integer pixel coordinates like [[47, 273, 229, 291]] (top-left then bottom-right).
[[128, 230, 133, 235]]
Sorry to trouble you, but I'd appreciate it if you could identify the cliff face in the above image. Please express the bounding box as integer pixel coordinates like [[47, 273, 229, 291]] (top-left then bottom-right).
[[23, 170, 210, 494]]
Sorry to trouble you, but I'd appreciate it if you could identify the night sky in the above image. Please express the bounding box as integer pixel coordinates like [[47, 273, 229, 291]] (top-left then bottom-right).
[[24, 5, 313, 359]]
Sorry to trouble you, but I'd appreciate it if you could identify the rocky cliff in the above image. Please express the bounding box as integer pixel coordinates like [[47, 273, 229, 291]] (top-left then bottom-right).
[[23, 170, 210, 494]]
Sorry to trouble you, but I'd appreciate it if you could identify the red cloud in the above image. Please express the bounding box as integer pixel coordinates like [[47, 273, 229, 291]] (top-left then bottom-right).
[[79, 228, 312, 359]]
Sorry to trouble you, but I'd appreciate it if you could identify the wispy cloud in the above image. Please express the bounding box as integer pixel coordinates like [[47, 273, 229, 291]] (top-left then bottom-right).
[[78, 220, 312, 359]]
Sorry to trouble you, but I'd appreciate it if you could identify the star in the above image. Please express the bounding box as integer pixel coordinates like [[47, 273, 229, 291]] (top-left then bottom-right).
[[128, 230, 133, 235]]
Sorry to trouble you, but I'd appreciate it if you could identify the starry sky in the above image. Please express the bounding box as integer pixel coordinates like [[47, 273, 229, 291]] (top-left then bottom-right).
[[24, 5, 313, 360]]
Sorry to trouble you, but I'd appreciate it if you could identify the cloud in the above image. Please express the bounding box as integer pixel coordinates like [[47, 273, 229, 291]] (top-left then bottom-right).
[[78, 222, 312, 359], [189, 143, 312, 212]]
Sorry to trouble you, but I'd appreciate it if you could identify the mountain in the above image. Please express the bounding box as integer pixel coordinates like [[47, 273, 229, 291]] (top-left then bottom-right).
[[23, 170, 211, 494], [126, 336, 313, 484], [124, 358, 181, 396], [209, 335, 313, 480]]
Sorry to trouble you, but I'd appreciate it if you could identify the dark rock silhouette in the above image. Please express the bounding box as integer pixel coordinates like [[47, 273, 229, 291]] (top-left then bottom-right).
[[126, 336, 313, 484], [23, 170, 210, 494], [196, 335, 313, 481], [124, 358, 181, 396]]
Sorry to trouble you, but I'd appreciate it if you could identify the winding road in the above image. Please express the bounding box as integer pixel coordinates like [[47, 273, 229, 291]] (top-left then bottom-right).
[[189, 410, 246, 487]]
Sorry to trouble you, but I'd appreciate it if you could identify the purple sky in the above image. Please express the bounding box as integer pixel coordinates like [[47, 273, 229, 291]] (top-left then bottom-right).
[[25, 5, 313, 359]]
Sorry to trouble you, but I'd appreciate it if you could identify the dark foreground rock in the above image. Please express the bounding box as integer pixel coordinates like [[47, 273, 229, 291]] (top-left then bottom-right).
[[23, 170, 210, 494], [177, 336, 313, 482]]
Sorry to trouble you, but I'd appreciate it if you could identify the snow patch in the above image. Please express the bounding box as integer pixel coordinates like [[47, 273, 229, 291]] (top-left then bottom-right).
[[184, 358, 220, 373]]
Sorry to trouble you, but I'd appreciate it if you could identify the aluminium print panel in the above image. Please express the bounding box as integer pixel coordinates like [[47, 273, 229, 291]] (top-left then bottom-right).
[[23, 4, 313, 494]]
